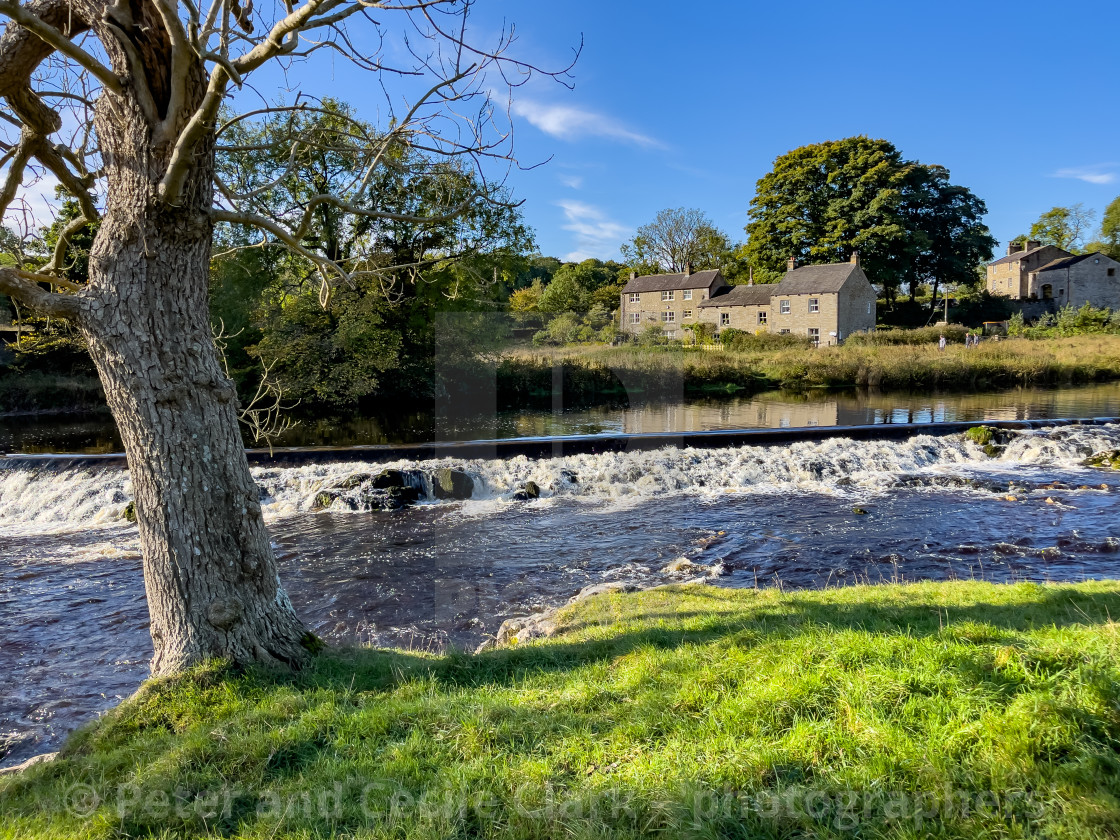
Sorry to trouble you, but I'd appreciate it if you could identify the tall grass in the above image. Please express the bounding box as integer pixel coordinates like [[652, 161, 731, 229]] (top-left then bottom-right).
[[503, 335, 1120, 398], [4, 580, 1120, 839]]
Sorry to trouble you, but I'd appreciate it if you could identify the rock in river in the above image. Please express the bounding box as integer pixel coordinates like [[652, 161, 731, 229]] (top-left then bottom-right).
[[432, 468, 474, 500]]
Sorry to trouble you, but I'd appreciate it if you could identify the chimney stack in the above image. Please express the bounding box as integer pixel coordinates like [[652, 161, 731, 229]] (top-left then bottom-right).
[[1006, 243, 1023, 256], [629, 271, 636, 281], [1026, 240, 1041, 251], [787, 255, 796, 272], [850, 251, 860, 267], [748, 266, 754, 286], [683, 262, 693, 276]]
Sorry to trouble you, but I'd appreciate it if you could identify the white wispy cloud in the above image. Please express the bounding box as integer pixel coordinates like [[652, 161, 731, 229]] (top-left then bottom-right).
[[1051, 164, 1118, 185], [559, 174, 584, 189], [512, 99, 664, 148], [556, 200, 629, 261]]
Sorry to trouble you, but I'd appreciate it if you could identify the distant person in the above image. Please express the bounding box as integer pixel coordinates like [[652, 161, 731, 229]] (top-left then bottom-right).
[[938, 334, 947, 352]]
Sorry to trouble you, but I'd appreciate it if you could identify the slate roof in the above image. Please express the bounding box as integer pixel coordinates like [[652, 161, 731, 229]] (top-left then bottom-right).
[[1033, 253, 1101, 273], [772, 263, 860, 295], [988, 245, 1062, 266], [621, 269, 724, 294], [698, 283, 774, 307]]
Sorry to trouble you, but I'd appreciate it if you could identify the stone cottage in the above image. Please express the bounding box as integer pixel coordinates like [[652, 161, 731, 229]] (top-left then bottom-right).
[[698, 255, 877, 346], [619, 266, 729, 338], [1028, 252, 1120, 309], [986, 241, 1072, 300]]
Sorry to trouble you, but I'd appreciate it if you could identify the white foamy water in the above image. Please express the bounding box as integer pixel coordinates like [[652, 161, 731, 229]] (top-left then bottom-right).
[[3, 424, 1120, 537]]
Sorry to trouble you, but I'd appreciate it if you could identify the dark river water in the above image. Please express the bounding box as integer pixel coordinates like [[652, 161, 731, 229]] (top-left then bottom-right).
[[4, 417, 1120, 768], [4, 382, 1120, 454]]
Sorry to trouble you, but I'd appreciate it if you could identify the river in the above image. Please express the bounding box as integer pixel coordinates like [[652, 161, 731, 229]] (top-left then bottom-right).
[[2, 386, 1120, 768]]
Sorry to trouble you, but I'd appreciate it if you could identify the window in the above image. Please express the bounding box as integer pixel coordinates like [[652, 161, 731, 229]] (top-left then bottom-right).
[[779, 329, 790, 335], [808, 328, 820, 347], [808, 298, 819, 314], [662, 311, 675, 323], [683, 290, 693, 300], [867, 302, 872, 315], [758, 310, 767, 325], [720, 312, 730, 326], [629, 312, 641, 324], [628, 293, 640, 303], [661, 290, 674, 301], [1042, 284, 1053, 300], [1109, 268, 1116, 277], [779, 299, 790, 315], [682, 309, 693, 318]]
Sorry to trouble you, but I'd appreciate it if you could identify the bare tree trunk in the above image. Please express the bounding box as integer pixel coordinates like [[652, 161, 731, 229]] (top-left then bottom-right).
[[77, 88, 310, 677]]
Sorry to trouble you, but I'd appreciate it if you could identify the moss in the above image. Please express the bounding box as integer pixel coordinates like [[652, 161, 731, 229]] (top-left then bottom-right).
[[299, 632, 326, 655], [965, 425, 995, 446], [121, 501, 136, 523]]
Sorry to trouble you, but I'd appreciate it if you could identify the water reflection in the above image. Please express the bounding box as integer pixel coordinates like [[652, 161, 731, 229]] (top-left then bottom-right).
[[2, 383, 1119, 454]]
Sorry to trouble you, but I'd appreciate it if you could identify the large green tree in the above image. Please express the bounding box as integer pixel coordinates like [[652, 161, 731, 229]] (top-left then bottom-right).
[[215, 101, 535, 410], [744, 137, 995, 305]]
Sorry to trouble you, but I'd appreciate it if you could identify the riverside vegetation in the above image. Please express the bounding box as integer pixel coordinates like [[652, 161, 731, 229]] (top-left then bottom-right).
[[497, 334, 1120, 408], [3, 580, 1120, 838]]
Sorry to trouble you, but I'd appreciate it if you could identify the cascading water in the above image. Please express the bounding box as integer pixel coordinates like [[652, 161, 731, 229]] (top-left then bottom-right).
[[3, 424, 1120, 533], [3, 423, 1120, 768]]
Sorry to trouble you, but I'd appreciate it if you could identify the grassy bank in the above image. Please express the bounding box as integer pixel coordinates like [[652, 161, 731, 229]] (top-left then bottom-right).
[[499, 335, 1120, 405], [4, 580, 1120, 838]]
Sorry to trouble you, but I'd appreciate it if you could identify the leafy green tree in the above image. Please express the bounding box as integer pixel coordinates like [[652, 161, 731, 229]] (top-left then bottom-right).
[[537, 267, 588, 314], [621, 207, 738, 273], [214, 100, 535, 409], [1085, 196, 1120, 259], [1029, 204, 1096, 253], [744, 137, 995, 305]]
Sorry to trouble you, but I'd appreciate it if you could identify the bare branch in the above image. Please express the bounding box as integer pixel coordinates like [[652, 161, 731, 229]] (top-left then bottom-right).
[[0, 0, 121, 96], [0, 266, 82, 318]]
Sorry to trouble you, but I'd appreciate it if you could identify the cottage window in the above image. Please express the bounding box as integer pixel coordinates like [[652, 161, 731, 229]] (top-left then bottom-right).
[[683, 290, 693, 300], [779, 299, 790, 315], [629, 312, 641, 324], [720, 312, 730, 326], [808, 298, 819, 314], [1109, 268, 1116, 277], [662, 311, 676, 323], [1042, 284, 1053, 300], [758, 310, 767, 325], [682, 309, 693, 318], [779, 329, 790, 335], [661, 290, 674, 301], [628, 293, 640, 303]]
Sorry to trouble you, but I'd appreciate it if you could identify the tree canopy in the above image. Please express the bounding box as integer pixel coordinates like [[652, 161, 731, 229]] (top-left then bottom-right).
[[621, 207, 742, 275], [743, 137, 995, 304], [1029, 204, 1096, 253]]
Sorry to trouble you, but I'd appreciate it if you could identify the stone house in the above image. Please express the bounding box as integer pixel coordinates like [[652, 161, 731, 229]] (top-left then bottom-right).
[[1028, 253, 1120, 309], [986, 241, 1072, 300], [619, 267, 729, 338], [698, 255, 877, 346], [696, 283, 772, 332]]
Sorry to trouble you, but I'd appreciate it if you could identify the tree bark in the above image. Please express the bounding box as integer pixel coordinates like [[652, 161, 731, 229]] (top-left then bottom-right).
[[73, 63, 311, 677]]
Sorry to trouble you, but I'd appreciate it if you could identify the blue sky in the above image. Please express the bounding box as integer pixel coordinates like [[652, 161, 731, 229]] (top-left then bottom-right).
[[12, 0, 1114, 264], [443, 0, 1120, 262]]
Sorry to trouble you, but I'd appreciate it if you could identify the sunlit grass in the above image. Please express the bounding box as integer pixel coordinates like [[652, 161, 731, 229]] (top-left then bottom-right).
[[4, 580, 1120, 838]]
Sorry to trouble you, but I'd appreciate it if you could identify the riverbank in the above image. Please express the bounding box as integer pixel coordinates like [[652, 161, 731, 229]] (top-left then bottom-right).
[[498, 335, 1120, 406], [3, 580, 1120, 838]]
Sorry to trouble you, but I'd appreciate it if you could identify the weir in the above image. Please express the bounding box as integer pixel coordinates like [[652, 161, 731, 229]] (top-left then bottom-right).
[[2, 416, 1119, 468]]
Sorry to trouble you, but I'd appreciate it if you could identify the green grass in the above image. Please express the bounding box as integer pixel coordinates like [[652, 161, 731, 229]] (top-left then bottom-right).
[[4, 580, 1120, 838]]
